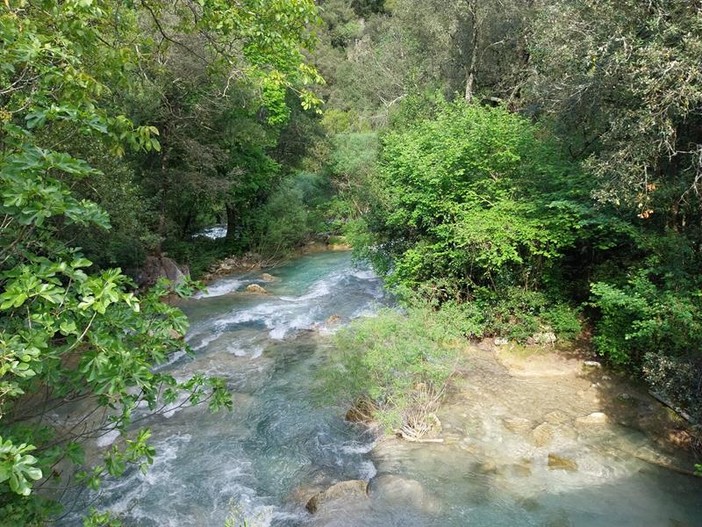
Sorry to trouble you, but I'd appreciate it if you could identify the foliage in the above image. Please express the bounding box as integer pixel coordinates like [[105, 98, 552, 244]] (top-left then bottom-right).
[[0, 0, 327, 521], [359, 100, 587, 297], [529, 0, 702, 216], [321, 305, 466, 431]]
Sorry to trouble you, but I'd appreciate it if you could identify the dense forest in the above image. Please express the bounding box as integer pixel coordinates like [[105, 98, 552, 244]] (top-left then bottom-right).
[[1, 0, 702, 523]]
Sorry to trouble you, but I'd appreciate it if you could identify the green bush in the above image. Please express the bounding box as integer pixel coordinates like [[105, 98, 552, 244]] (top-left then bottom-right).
[[357, 100, 588, 297], [320, 304, 466, 431]]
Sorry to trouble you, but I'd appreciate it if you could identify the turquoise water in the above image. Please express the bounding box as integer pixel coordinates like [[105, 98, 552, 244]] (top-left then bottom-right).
[[61, 251, 702, 526]]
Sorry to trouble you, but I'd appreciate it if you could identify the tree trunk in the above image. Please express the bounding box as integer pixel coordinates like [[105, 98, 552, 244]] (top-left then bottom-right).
[[464, 0, 479, 103], [226, 204, 238, 242]]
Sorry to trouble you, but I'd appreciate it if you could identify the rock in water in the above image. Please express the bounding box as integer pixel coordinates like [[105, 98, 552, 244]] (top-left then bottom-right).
[[531, 422, 555, 447], [547, 453, 578, 472], [575, 412, 608, 427], [306, 480, 368, 513], [369, 474, 440, 513], [261, 273, 277, 282], [245, 284, 268, 294], [503, 417, 532, 434]]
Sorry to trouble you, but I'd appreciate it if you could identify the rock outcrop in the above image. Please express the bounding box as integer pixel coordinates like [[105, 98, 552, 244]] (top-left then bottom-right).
[[138, 255, 189, 288], [245, 284, 268, 294]]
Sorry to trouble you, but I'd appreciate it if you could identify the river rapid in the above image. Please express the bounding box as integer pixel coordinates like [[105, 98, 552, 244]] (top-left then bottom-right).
[[63, 251, 702, 526]]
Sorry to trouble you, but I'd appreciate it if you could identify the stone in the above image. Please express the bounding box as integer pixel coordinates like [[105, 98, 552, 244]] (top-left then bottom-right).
[[245, 284, 268, 294], [478, 459, 498, 474], [575, 412, 608, 427], [510, 459, 533, 477], [494, 337, 510, 346], [326, 314, 342, 324], [582, 360, 602, 369], [531, 422, 555, 447], [502, 417, 532, 434], [543, 410, 570, 425], [532, 332, 557, 345], [306, 480, 368, 513], [138, 255, 190, 288], [547, 453, 578, 472], [261, 273, 277, 282], [370, 475, 439, 513]]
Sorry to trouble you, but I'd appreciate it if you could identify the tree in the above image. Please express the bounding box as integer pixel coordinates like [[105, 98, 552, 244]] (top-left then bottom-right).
[[0, 0, 321, 522], [356, 100, 586, 298]]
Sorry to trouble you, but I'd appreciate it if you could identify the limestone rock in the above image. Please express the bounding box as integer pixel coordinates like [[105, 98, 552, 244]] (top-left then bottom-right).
[[370, 475, 439, 513], [502, 417, 532, 434], [531, 422, 555, 447], [575, 412, 608, 427], [583, 360, 602, 369], [547, 453, 578, 472], [139, 255, 190, 288], [306, 480, 368, 513], [543, 410, 570, 425], [245, 284, 268, 294], [261, 273, 277, 282]]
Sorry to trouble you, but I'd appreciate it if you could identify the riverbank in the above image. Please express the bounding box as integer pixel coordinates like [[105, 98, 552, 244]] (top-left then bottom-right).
[[305, 338, 702, 524], [200, 238, 352, 283]]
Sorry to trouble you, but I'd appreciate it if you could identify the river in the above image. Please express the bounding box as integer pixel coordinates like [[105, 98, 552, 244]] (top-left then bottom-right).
[[62, 251, 702, 526]]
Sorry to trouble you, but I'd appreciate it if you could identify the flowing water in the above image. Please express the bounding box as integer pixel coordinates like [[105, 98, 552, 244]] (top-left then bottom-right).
[[63, 251, 702, 526]]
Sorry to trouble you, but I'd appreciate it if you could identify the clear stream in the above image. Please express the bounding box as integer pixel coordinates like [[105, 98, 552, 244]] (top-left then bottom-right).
[[64, 251, 702, 526]]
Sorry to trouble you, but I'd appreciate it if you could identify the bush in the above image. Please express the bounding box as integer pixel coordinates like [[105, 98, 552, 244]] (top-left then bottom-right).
[[357, 100, 588, 297], [320, 304, 466, 432]]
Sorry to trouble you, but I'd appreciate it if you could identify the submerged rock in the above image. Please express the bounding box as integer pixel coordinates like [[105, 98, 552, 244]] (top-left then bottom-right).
[[261, 273, 277, 282], [531, 422, 556, 447], [306, 480, 368, 513], [245, 284, 268, 294], [575, 412, 608, 427], [543, 410, 571, 425], [502, 417, 532, 434], [547, 453, 578, 472], [370, 474, 440, 513]]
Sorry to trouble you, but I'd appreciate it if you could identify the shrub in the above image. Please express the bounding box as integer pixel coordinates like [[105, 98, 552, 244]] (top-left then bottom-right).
[[320, 304, 466, 432]]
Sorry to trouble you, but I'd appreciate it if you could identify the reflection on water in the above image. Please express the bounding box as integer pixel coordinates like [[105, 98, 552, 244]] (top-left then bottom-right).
[[62, 251, 702, 527]]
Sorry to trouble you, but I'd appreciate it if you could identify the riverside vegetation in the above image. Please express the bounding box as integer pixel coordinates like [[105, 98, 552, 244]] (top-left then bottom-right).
[[2, 0, 702, 524]]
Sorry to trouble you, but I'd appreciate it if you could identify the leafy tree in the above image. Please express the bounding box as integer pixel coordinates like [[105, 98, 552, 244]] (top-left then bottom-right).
[[358, 100, 586, 298], [0, 0, 322, 522]]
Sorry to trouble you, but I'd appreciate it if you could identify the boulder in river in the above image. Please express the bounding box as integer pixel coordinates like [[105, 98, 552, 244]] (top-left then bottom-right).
[[306, 480, 368, 513], [261, 273, 277, 282], [369, 474, 440, 513], [531, 422, 556, 447], [502, 417, 532, 435], [575, 412, 608, 427], [547, 453, 578, 472], [245, 284, 268, 294]]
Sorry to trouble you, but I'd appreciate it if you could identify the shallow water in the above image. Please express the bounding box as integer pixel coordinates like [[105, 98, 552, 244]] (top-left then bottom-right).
[[62, 251, 702, 526]]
